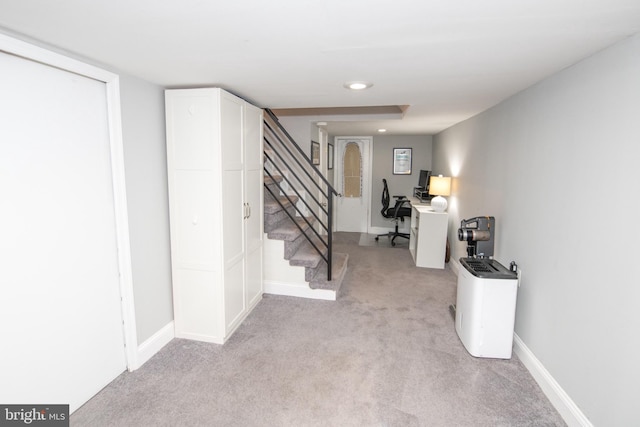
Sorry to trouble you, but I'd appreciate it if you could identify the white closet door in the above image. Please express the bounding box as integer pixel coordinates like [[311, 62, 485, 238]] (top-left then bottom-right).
[[220, 92, 246, 330], [0, 52, 126, 412], [243, 103, 263, 308]]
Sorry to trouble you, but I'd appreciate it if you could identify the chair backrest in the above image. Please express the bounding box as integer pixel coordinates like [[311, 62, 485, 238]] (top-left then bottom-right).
[[380, 179, 390, 217], [380, 178, 411, 220]]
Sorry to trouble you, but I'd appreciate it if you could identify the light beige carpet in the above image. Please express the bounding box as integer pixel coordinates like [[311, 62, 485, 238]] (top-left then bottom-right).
[[71, 232, 565, 426], [358, 232, 409, 248]]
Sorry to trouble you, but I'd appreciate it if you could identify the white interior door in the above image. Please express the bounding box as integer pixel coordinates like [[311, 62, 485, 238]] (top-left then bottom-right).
[[335, 137, 372, 232], [243, 103, 263, 309], [220, 91, 246, 331], [0, 51, 127, 412]]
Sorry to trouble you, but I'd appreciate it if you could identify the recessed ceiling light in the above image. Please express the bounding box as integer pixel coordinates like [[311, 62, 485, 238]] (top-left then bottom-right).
[[378, 129, 387, 133], [344, 81, 373, 90]]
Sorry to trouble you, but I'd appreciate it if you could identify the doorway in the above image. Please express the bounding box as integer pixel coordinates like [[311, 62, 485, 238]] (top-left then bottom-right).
[[334, 137, 372, 232], [0, 37, 136, 412]]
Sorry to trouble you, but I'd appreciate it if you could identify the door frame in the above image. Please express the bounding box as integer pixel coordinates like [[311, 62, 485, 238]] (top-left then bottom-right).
[[334, 136, 373, 233], [317, 127, 329, 233], [0, 34, 139, 370]]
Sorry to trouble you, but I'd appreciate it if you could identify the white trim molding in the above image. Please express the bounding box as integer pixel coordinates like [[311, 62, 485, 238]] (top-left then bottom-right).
[[367, 224, 411, 237], [448, 256, 462, 276], [513, 334, 593, 427], [136, 322, 175, 369]]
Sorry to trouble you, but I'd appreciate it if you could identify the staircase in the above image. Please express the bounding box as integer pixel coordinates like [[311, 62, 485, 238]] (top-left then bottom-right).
[[262, 111, 348, 300]]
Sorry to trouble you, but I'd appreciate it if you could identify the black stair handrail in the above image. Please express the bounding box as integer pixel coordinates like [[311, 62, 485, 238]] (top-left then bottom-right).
[[263, 109, 338, 280], [265, 109, 338, 196], [264, 151, 329, 234], [264, 170, 328, 265]]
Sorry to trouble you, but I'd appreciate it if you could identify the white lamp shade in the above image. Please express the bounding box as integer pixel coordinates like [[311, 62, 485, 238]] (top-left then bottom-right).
[[429, 175, 451, 196]]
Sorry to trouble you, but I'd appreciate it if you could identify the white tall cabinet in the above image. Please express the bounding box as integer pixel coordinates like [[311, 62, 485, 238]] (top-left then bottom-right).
[[165, 88, 263, 344]]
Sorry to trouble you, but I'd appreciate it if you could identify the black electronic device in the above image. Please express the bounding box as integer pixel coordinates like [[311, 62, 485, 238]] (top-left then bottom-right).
[[418, 170, 431, 190], [414, 170, 432, 202], [457, 216, 496, 258]]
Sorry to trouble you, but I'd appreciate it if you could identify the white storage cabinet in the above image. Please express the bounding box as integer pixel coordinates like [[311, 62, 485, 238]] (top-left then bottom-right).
[[455, 259, 518, 359], [409, 204, 448, 269], [165, 88, 263, 344]]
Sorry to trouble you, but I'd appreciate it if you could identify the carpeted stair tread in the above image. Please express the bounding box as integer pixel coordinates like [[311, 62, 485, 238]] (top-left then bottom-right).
[[263, 156, 347, 298], [289, 237, 328, 268], [309, 252, 349, 292], [267, 216, 314, 241], [264, 205, 296, 233], [263, 194, 299, 215], [264, 174, 282, 187]]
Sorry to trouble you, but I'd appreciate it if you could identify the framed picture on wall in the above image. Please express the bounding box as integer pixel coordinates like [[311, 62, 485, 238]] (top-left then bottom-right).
[[393, 148, 412, 175], [327, 142, 334, 170], [311, 141, 320, 165]]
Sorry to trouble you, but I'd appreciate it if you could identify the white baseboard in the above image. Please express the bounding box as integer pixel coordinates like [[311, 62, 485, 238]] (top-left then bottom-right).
[[513, 334, 592, 427], [135, 321, 175, 370], [367, 224, 411, 235], [448, 256, 461, 276], [264, 280, 336, 301], [367, 226, 391, 235]]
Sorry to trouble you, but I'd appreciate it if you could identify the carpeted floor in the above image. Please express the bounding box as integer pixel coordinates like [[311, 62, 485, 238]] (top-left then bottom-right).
[[358, 232, 410, 248], [71, 232, 565, 426]]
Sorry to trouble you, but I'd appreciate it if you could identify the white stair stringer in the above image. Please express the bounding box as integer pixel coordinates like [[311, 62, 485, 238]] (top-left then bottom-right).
[[263, 237, 337, 301]]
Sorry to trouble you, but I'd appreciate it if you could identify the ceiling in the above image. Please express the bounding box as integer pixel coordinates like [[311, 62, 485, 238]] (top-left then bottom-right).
[[2, 0, 640, 135]]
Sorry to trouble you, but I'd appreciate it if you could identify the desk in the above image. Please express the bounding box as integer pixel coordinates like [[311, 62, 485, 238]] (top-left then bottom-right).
[[408, 198, 448, 269]]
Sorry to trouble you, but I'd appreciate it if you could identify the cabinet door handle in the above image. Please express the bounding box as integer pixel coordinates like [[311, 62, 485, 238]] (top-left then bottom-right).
[[247, 203, 251, 219]]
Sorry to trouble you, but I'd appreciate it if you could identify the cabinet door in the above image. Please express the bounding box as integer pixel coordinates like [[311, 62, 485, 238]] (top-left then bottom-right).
[[244, 103, 263, 308], [416, 211, 448, 269], [220, 92, 246, 331], [409, 206, 418, 262]]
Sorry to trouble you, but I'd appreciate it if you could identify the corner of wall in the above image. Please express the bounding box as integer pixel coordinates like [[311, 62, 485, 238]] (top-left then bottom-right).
[[133, 321, 175, 370]]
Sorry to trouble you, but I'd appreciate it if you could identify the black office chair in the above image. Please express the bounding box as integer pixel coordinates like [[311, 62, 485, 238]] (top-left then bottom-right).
[[375, 179, 412, 246]]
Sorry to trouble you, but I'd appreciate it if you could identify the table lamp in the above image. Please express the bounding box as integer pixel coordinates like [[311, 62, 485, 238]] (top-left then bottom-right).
[[429, 175, 451, 213]]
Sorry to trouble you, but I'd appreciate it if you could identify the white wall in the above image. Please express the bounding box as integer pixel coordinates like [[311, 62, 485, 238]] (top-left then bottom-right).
[[433, 33, 640, 426], [279, 116, 313, 156], [119, 75, 174, 343], [370, 135, 433, 228]]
